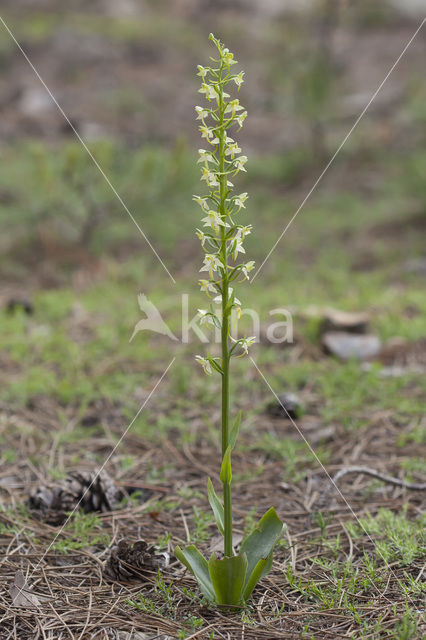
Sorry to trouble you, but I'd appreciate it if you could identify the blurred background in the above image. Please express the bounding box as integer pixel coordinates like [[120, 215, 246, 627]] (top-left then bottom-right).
[[1, 0, 426, 284], [0, 0, 425, 420]]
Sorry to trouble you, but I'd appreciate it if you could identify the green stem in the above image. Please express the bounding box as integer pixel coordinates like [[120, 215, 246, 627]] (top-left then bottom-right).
[[218, 72, 233, 558], [222, 292, 232, 557]]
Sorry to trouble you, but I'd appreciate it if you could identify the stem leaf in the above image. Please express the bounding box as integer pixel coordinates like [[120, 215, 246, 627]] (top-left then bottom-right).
[[229, 410, 242, 450], [206, 354, 223, 375], [207, 478, 225, 536], [220, 445, 232, 484]]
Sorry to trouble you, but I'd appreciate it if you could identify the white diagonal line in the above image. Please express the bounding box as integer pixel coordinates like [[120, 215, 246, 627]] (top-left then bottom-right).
[[250, 356, 420, 608], [0, 15, 176, 284], [252, 17, 426, 282], [28, 357, 175, 574]]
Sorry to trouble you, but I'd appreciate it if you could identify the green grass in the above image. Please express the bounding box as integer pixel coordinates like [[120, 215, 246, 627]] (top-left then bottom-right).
[[52, 512, 110, 553], [346, 508, 426, 567], [250, 434, 329, 482], [285, 508, 425, 638]]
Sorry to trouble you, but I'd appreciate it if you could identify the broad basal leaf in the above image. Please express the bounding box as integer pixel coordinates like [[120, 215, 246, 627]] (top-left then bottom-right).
[[243, 551, 272, 601], [240, 507, 283, 592], [208, 552, 248, 606], [174, 545, 215, 602]]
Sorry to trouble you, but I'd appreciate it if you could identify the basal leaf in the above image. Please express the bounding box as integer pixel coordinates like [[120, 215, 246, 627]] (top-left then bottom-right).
[[208, 552, 248, 606], [240, 507, 283, 591], [207, 478, 225, 535], [259, 547, 273, 580], [174, 545, 215, 602], [243, 552, 271, 601]]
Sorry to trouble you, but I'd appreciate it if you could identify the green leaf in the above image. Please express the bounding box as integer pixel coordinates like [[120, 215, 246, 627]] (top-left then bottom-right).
[[208, 552, 248, 606], [243, 552, 271, 601], [219, 445, 232, 484], [210, 314, 222, 330], [229, 411, 242, 450], [174, 545, 215, 602], [207, 478, 225, 536], [240, 507, 283, 593], [224, 293, 235, 315], [259, 547, 273, 580], [206, 352, 223, 375]]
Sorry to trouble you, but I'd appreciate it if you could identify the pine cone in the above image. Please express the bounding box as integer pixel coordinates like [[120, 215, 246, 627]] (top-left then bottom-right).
[[29, 470, 120, 525], [103, 539, 170, 582]]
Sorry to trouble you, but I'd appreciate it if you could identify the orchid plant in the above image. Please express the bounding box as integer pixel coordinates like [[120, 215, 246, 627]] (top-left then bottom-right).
[[175, 34, 283, 607]]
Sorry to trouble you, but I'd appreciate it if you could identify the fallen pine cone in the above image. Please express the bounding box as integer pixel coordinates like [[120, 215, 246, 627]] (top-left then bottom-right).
[[29, 470, 120, 525], [103, 539, 170, 582]]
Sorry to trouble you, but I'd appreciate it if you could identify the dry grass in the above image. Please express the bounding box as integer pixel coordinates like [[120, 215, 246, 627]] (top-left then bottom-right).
[[0, 393, 424, 639]]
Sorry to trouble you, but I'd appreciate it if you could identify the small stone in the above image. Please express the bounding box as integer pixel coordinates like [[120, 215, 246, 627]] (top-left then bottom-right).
[[321, 308, 369, 335], [403, 257, 426, 274], [267, 392, 303, 420], [322, 332, 381, 360], [19, 88, 54, 118]]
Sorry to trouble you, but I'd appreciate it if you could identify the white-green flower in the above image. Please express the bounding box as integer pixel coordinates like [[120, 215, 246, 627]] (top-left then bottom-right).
[[232, 237, 246, 260], [198, 309, 217, 327], [198, 149, 215, 164], [236, 111, 247, 128], [233, 71, 245, 88], [225, 141, 241, 158], [196, 228, 207, 247], [193, 195, 209, 210], [241, 260, 255, 280], [212, 134, 233, 145], [240, 336, 256, 354], [197, 65, 209, 79], [199, 279, 217, 294], [239, 225, 252, 239], [234, 155, 248, 172], [225, 99, 244, 115], [199, 83, 218, 101], [201, 167, 219, 187], [199, 125, 214, 140], [221, 48, 237, 67], [195, 355, 212, 375], [234, 192, 248, 209], [214, 287, 241, 306], [202, 210, 225, 231], [195, 106, 210, 120], [200, 254, 224, 277]]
